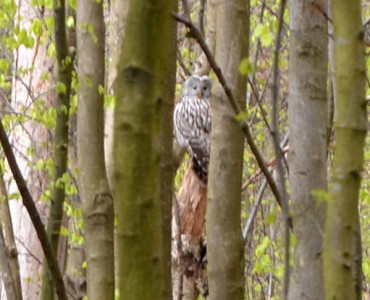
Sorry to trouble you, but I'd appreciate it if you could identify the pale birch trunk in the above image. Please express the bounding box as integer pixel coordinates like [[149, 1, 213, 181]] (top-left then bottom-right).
[[288, 1, 328, 299], [206, 1, 249, 299], [77, 0, 114, 298]]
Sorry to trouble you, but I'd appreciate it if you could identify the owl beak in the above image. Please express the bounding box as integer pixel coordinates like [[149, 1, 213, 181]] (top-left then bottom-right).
[[199, 93, 203, 99]]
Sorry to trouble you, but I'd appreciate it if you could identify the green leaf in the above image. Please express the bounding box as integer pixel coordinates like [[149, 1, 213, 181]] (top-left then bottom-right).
[[239, 57, 254, 76], [8, 192, 21, 200], [253, 23, 273, 47], [104, 94, 115, 109], [56, 82, 67, 94], [266, 212, 276, 225], [0, 59, 10, 71], [45, 0, 53, 9], [60, 226, 69, 236], [35, 159, 44, 170], [66, 16, 74, 28], [45, 16, 54, 31], [18, 29, 34, 48], [98, 84, 105, 95], [41, 190, 51, 202], [68, 0, 76, 10], [30, 18, 43, 36], [235, 111, 248, 124], [47, 43, 56, 57], [255, 236, 270, 257]]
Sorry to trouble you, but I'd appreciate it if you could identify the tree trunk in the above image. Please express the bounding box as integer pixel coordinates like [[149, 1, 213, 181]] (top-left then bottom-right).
[[0, 169, 22, 300], [287, 1, 328, 299], [76, 0, 115, 299], [0, 20, 22, 300], [194, 0, 216, 76], [206, 1, 249, 299], [323, 0, 366, 299], [0, 222, 17, 300], [105, 0, 129, 189], [41, 0, 72, 297], [113, 0, 177, 299], [159, 18, 177, 300], [172, 163, 208, 300]]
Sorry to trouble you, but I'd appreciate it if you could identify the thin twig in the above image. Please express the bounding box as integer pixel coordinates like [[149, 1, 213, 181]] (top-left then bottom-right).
[[173, 12, 283, 210], [243, 134, 289, 240], [15, 236, 43, 265], [311, 1, 333, 24], [177, 49, 192, 77], [247, 77, 272, 134], [270, 0, 290, 298], [243, 178, 267, 240], [242, 145, 289, 190]]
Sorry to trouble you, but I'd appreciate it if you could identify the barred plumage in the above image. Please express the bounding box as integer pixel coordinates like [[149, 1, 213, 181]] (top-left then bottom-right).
[[174, 75, 212, 183]]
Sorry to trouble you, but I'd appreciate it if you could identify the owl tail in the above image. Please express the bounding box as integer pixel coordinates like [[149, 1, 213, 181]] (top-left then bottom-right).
[[191, 156, 208, 184]]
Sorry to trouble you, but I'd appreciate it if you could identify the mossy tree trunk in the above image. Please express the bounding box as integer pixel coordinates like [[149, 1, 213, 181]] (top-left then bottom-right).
[[323, 1, 367, 299], [76, 0, 114, 299], [288, 1, 328, 299], [206, 1, 249, 299], [113, 0, 177, 299], [41, 0, 72, 298]]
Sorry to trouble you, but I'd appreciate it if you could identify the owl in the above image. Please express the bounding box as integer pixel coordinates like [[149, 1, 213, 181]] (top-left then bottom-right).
[[174, 75, 212, 183]]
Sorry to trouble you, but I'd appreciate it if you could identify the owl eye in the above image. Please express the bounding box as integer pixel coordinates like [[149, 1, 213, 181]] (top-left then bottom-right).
[[193, 86, 197, 90]]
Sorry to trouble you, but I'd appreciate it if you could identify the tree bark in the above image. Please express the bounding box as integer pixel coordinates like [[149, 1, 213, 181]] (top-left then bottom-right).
[[0, 222, 17, 300], [194, 0, 216, 76], [0, 21, 22, 300], [206, 1, 249, 300], [76, 0, 114, 299], [287, 1, 328, 299], [113, 0, 177, 299], [105, 0, 129, 189], [172, 163, 207, 300], [323, 0, 366, 299], [0, 169, 22, 300], [41, 0, 72, 297]]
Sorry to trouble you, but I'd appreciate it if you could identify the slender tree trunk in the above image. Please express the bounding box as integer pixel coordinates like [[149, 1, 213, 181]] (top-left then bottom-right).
[[0, 21, 22, 299], [41, 0, 72, 297], [76, 0, 114, 299], [159, 9, 177, 300], [206, 1, 249, 299], [0, 169, 22, 300], [287, 1, 328, 299], [113, 0, 177, 299], [0, 222, 17, 300], [323, 0, 366, 299], [194, 0, 216, 76], [105, 0, 129, 189], [173, 163, 207, 300]]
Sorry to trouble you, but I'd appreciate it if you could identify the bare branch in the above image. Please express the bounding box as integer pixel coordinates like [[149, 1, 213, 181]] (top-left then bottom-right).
[[270, 0, 290, 298]]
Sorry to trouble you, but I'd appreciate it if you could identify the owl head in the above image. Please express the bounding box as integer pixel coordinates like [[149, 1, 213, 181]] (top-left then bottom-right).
[[200, 76, 212, 99], [181, 75, 202, 98]]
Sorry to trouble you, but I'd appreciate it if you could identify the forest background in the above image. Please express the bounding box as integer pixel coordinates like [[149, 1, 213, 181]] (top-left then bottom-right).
[[0, 0, 368, 300]]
